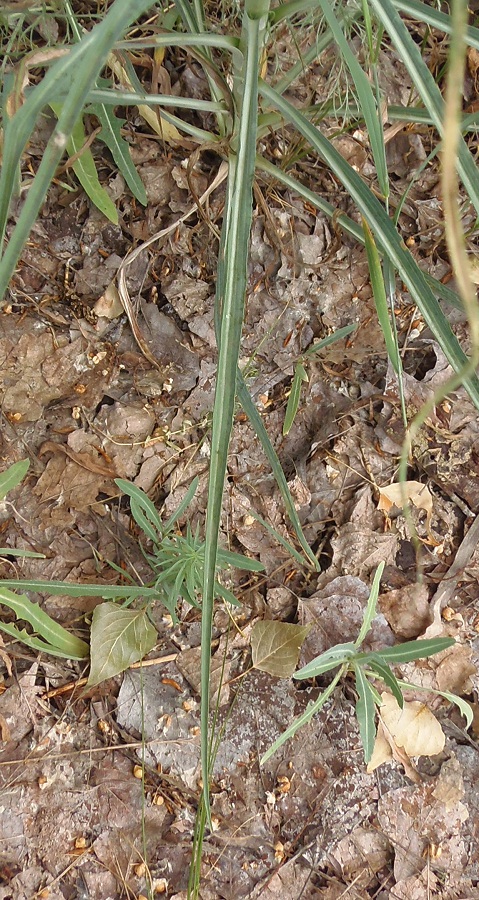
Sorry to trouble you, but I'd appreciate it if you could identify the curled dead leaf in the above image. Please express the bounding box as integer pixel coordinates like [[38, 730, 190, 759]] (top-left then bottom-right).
[[367, 692, 445, 773]]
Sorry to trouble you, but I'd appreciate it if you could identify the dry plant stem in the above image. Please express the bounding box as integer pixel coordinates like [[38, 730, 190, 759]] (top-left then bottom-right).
[[399, 0, 479, 525], [117, 162, 228, 367]]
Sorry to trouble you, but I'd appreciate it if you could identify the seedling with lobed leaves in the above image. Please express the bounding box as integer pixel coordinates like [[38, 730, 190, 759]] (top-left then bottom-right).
[[0, 463, 262, 683], [260, 563, 473, 766]]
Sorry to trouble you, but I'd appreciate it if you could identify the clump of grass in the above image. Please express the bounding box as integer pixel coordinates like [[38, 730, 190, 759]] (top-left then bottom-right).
[[0, 0, 477, 894]]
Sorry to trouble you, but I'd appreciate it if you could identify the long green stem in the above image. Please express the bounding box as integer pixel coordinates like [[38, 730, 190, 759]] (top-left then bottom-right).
[[201, 0, 270, 820]]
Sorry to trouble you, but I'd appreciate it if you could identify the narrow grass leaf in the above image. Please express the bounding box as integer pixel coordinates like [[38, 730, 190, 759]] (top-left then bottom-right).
[[49, 105, 118, 223], [363, 221, 401, 373], [283, 362, 308, 436], [0, 0, 155, 302], [87, 602, 157, 686], [0, 578, 159, 601], [369, 0, 479, 219], [201, 6, 271, 813], [354, 664, 377, 763], [0, 458, 29, 500], [89, 97, 147, 205], [259, 83, 479, 408], [355, 561, 385, 648], [303, 323, 357, 358], [251, 621, 311, 677], [258, 157, 465, 313], [244, 509, 307, 569], [394, 0, 479, 53], [237, 374, 318, 570], [0, 548, 45, 559], [317, 0, 389, 197]]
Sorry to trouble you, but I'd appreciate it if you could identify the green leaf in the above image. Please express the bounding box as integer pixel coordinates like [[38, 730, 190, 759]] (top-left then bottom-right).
[[214, 580, 241, 606], [363, 221, 401, 374], [237, 373, 319, 570], [355, 561, 385, 648], [0, 458, 29, 500], [89, 95, 147, 205], [375, 637, 456, 664], [303, 323, 357, 359], [283, 362, 308, 436], [115, 478, 163, 544], [0, 621, 84, 660], [87, 602, 157, 686], [294, 642, 357, 679], [0, 548, 45, 559], [316, 0, 389, 198], [0, 577, 160, 601], [365, 653, 404, 707], [354, 665, 378, 763], [251, 620, 311, 677], [394, 0, 479, 52], [369, 0, 479, 219], [201, 7, 271, 818], [243, 509, 307, 568], [217, 547, 264, 571], [163, 476, 199, 534], [0, 586, 89, 658], [261, 665, 344, 764], [258, 84, 479, 408], [49, 105, 118, 223]]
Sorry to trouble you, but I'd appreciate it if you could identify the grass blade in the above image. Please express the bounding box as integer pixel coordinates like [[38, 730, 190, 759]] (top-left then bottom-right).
[[49, 104, 119, 222], [0, 0, 155, 302], [258, 82, 479, 408], [0, 458, 30, 499], [317, 0, 389, 198], [283, 362, 308, 436], [363, 221, 401, 374], [201, 4, 270, 814], [236, 373, 319, 570], [369, 0, 479, 219]]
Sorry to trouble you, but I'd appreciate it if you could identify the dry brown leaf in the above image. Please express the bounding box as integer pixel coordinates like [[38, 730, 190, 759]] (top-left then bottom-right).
[[432, 755, 466, 812], [378, 480, 432, 519], [368, 718, 421, 782], [367, 692, 444, 772], [0, 633, 12, 676], [93, 282, 124, 319], [39, 440, 117, 478], [379, 583, 431, 638]]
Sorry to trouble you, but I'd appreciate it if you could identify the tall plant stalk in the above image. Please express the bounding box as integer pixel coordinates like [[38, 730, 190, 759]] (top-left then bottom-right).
[[201, 0, 271, 819]]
